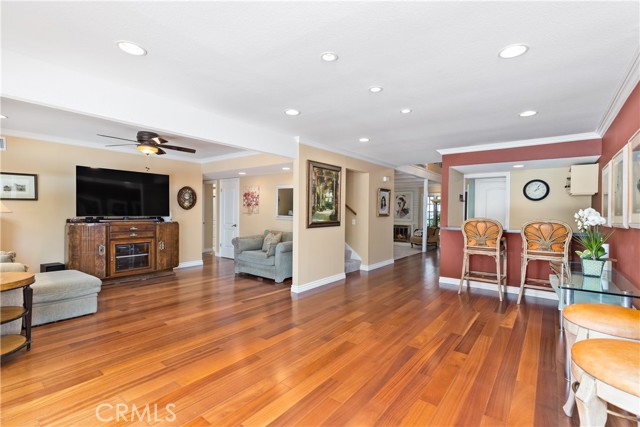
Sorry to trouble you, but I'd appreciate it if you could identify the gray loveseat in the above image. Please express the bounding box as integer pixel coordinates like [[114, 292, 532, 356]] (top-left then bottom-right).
[[232, 230, 293, 283]]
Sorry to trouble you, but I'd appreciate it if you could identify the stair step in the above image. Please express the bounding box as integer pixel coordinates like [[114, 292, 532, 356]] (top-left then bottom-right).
[[345, 249, 352, 260], [345, 259, 361, 274]]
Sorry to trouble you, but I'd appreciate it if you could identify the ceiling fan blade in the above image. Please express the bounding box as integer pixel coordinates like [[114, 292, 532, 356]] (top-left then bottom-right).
[[162, 145, 196, 154], [106, 143, 138, 147], [156, 147, 166, 155], [152, 136, 169, 144], [97, 134, 137, 142]]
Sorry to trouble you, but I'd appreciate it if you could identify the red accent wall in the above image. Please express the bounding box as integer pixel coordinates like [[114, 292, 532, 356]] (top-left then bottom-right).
[[440, 84, 639, 290], [592, 84, 640, 287]]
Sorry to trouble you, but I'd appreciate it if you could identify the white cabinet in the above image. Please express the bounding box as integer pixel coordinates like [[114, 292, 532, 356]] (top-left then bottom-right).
[[569, 164, 599, 196]]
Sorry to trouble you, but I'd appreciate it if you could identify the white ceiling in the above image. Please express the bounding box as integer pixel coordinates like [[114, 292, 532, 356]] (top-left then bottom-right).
[[1, 1, 638, 167]]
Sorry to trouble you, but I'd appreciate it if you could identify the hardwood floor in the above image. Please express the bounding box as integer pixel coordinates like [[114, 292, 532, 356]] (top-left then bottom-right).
[[0, 252, 632, 426]]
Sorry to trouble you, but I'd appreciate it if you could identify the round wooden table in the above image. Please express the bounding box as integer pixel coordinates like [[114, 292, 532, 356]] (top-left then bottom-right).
[[0, 272, 35, 357]]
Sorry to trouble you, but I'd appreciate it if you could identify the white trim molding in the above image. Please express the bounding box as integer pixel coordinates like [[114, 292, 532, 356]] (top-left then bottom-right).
[[291, 272, 346, 294], [439, 277, 559, 301], [360, 258, 394, 271], [437, 132, 601, 156], [596, 49, 640, 137], [176, 260, 205, 269]]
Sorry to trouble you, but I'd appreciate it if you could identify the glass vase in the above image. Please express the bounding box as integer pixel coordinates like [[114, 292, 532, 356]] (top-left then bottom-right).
[[581, 259, 605, 278]]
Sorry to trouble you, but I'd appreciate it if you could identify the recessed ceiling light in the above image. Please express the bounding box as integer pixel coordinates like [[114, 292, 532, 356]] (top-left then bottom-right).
[[513, 164, 525, 168], [282, 167, 291, 171], [400, 108, 412, 114], [116, 40, 147, 56], [368, 86, 383, 93], [320, 51, 339, 62], [0, 114, 7, 119], [499, 44, 529, 59], [519, 110, 537, 117], [238, 172, 247, 175], [359, 137, 370, 143], [284, 109, 300, 116]]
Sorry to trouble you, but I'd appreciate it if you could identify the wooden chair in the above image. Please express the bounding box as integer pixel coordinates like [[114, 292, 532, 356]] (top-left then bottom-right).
[[459, 218, 507, 301], [570, 339, 640, 426], [517, 220, 572, 304]]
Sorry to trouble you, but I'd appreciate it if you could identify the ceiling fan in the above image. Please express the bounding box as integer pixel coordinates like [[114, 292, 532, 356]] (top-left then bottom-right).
[[98, 131, 196, 155]]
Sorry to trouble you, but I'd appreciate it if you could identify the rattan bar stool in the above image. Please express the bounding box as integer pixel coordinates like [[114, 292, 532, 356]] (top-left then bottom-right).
[[517, 220, 572, 304], [562, 303, 640, 417], [570, 339, 640, 426], [458, 218, 507, 301]]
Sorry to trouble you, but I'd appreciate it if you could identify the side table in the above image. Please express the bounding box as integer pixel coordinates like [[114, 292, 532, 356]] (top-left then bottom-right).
[[1, 272, 35, 358]]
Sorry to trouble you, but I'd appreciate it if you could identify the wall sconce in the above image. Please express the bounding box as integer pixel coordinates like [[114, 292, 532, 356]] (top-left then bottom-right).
[[382, 176, 390, 182]]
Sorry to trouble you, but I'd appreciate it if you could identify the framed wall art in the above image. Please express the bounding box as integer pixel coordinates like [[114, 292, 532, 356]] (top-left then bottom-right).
[[307, 160, 341, 228], [394, 190, 413, 222], [628, 128, 640, 228], [610, 146, 629, 228], [601, 161, 611, 226], [0, 172, 38, 200], [377, 188, 391, 216]]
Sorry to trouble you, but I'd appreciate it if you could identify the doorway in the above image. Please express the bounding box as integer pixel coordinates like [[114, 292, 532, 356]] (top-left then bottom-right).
[[466, 175, 509, 228], [218, 178, 239, 259]]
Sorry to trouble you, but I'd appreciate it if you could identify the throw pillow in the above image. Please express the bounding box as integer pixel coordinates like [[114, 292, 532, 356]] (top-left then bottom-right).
[[262, 231, 282, 252], [0, 251, 16, 263], [266, 242, 278, 257]]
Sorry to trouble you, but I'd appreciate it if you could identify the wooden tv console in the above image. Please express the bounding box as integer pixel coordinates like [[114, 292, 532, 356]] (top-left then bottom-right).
[[66, 221, 179, 280]]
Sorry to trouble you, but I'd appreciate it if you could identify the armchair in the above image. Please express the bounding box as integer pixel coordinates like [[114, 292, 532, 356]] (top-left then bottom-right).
[[232, 230, 293, 283], [410, 227, 440, 249]]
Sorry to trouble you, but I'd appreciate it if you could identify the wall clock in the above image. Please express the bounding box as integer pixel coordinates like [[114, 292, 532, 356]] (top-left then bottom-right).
[[523, 179, 550, 201], [177, 186, 197, 210]]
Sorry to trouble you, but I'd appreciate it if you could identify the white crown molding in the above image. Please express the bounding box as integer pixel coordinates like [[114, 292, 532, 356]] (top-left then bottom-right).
[[198, 150, 260, 164], [437, 132, 601, 156], [298, 137, 396, 169], [439, 277, 558, 301], [290, 272, 345, 294], [395, 165, 442, 183], [1, 128, 207, 163], [360, 258, 394, 271], [596, 48, 640, 136]]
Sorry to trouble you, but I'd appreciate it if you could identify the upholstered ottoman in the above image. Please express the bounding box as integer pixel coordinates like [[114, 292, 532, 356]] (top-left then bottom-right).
[[32, 270, 102, 326]]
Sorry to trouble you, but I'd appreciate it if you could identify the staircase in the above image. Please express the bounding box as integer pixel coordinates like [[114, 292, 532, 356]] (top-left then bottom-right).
[[345, 246, 361, 274]]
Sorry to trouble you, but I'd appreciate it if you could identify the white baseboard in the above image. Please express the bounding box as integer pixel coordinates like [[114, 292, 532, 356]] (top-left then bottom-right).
[[291, 272, 346, 294], [176, 260, 204, 269], [360, 258, 394, 271], [439, 276, 558, 301]]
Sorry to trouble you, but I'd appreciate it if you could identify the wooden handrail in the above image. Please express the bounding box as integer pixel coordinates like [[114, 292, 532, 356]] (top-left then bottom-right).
[[346, 204, 357, 216]]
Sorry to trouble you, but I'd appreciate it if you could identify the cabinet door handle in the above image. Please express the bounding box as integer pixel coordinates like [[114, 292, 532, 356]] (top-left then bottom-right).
[[159, 241, 165, 251], [130, 227, 138, 231], [98, 244, 105, 256], [130, 233, 137, 237]]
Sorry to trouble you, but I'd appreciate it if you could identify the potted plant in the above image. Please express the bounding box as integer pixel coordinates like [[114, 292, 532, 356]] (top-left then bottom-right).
[[574, 208, 613, 277]]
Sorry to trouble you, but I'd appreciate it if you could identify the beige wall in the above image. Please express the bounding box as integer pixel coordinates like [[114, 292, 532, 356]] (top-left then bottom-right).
[[345, 170, 369, 260], [510, 167, 591, 230], [0, 136, 203, 271], [447, 169, 464, 227], [294, 144, 394, 287], [239, 172, 293, 236]]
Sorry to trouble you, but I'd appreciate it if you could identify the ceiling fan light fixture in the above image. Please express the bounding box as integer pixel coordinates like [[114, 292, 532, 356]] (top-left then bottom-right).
[[137, 144, 158, 155], [116, 40, 148, 56]]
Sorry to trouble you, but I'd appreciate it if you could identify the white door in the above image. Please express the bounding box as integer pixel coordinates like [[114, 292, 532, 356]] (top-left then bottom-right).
[[474, 177, 507, 227], [219, 178, 239, 259]]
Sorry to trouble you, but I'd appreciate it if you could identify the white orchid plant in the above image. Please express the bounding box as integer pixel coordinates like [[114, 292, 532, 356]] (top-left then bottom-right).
[[574, 208, 613, 260]]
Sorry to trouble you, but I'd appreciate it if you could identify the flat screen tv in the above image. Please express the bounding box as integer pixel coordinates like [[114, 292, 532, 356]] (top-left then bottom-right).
[[76, 166, 170, 217]]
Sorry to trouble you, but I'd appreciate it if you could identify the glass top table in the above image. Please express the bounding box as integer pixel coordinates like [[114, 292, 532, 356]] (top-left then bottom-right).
[[549, 262, 639, 311]]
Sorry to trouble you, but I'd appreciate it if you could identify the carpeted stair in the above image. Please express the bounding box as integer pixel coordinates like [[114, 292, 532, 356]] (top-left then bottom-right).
[[345, 248, 361, 274]]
